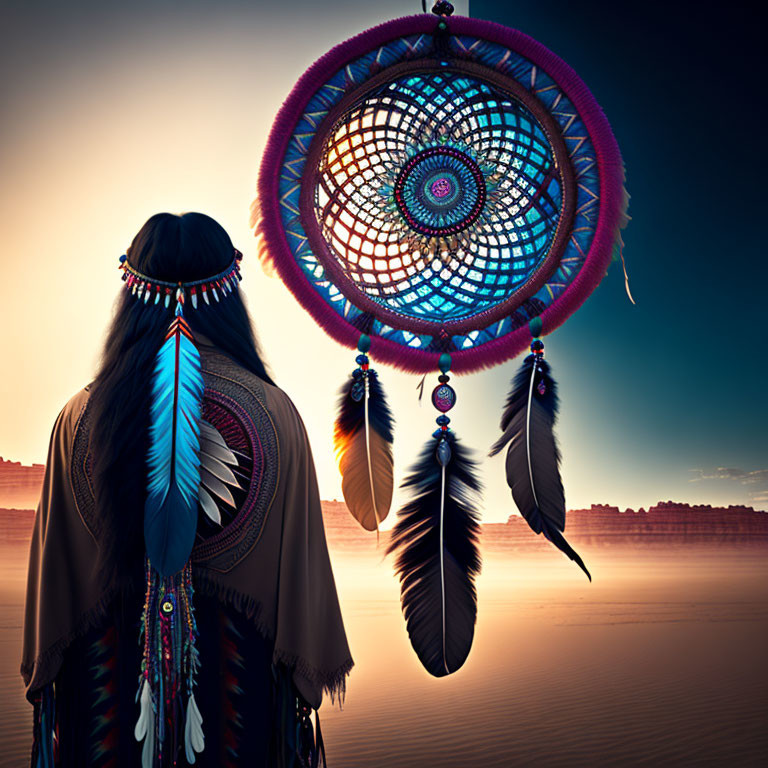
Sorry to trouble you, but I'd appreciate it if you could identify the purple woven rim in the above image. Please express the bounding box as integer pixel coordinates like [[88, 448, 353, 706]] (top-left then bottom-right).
[[257, 14, 624, 374]]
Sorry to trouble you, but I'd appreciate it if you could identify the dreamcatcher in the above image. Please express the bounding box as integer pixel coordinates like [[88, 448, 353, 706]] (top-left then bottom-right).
[[254, 1, 629, 677]]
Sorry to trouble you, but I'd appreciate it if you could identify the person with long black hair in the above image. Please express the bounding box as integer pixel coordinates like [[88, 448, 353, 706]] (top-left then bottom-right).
[[21, 212, 352, 767]]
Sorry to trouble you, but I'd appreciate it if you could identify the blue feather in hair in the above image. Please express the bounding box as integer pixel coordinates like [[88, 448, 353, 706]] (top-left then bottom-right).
[[144, 300, 204, 576]]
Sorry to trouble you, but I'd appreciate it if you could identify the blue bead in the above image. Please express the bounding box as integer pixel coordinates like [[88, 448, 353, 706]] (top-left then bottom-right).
[[436, 415, 450, 426], [357, 334, 371, 353], [119, 254, 127, 263], [350, 380, 365, 402], [355, 354, 369, 366]]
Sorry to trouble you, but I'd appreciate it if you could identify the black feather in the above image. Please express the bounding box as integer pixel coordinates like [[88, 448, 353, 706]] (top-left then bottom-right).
[[490, 354, 591, 581], [334, 369, 394, 443], [387, 431, 482, 676], [490, 355, 557, 455]]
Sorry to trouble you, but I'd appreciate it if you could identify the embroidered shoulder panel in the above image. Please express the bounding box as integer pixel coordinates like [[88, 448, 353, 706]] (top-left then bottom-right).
[[70, 354, 279, 574]]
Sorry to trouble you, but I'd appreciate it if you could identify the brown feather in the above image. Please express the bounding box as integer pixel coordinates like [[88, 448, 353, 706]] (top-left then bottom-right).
[[338, 428, 394, 531]]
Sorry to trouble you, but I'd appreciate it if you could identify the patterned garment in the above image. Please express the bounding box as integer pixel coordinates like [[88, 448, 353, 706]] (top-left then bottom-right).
[[24, 347, 349, 768], [32, 588, 319, 767]]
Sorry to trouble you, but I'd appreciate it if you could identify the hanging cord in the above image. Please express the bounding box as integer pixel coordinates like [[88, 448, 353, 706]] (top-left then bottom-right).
[[620, 248, 636, 304], [313, 708, 326, 768], [416, 372, 427, 404]]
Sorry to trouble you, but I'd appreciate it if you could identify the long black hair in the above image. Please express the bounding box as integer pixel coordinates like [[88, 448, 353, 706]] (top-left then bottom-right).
[[89, 212, 274, 587]]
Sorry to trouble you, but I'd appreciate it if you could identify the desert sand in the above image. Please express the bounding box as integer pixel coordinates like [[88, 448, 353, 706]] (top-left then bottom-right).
[[1, 536, 766, 767]]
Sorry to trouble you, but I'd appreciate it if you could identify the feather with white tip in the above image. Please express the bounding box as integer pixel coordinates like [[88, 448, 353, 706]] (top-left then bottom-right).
[[490, 354, 591, 581], [198, 487, 221, 525], [184, 692, 204, 764], [144, 311, 204, 577], [134, 678, 155, 768], [333, 368, 394, 532], [197, 419, 240, 527]]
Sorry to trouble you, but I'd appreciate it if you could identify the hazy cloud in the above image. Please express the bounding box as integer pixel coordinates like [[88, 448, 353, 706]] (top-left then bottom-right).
[[689, 468, 768, 484], [689, 467, 768, 506]]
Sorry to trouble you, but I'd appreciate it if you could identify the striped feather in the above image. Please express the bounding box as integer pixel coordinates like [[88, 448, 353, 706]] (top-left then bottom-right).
[[200, 448, 239, 486], [200, 419, 228, 447], [200, 439, 237, 464], [200, 468, 236, 507], [144, 314, 204, 576], [198, 487, 221, 525]]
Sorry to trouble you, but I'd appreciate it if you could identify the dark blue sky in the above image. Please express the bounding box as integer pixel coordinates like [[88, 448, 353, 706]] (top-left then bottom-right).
[[472, 0, 767, 509]]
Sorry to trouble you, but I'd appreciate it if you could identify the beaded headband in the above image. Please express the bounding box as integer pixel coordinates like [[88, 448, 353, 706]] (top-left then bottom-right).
[[118, 249, 243, 310]]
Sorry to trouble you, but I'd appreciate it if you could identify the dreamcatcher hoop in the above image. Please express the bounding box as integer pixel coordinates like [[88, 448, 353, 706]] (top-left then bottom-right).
[[257, 14, 625, 374]]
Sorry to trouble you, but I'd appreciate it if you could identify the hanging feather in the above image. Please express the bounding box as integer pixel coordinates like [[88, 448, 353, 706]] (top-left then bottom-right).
[[134, 678, 155, 768], [333, 363, 394, 532], [139, 292, 207, 766], [184, 692, 204, 764], [144, 304, 204, 577], [387, 430, 482, 677], [490, 352, 591, 581]]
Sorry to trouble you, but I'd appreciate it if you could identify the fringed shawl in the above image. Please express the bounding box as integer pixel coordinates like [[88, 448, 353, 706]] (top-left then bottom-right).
[[20, 346, 353, 710]]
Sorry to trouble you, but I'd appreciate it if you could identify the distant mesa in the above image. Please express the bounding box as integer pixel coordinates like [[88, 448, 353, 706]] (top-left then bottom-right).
[[321, 499, 768, 552], [0, 457, 45, 510], [2, 457, 767, 550], [483, 502, 768, 550], [320, 499, 382, 554], [2, 499, 767, 550]]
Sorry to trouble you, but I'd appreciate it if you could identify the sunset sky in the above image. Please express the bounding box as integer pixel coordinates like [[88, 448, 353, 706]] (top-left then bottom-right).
[[0, 0, 765, 518]]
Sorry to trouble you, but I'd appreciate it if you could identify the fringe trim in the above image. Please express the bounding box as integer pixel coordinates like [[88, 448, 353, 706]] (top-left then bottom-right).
[[273, 649, 354, 707], [193, 568, 354, 705], [22, 568, 353, 709], [20, 578, 139, 703]]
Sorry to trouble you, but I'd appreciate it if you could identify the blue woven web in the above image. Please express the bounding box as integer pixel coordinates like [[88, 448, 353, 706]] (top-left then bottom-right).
[[312, 71, 560, 323]]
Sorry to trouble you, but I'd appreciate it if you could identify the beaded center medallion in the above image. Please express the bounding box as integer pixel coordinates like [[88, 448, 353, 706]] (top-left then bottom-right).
[[394, 146, 486, 237]]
